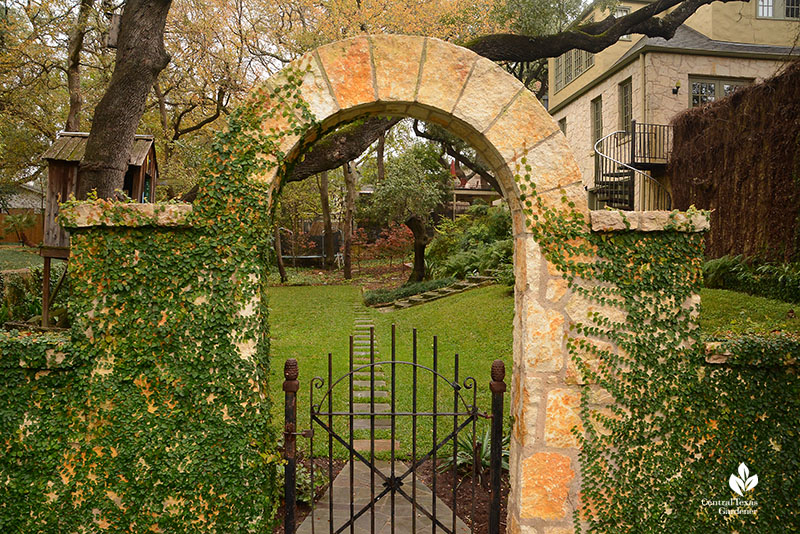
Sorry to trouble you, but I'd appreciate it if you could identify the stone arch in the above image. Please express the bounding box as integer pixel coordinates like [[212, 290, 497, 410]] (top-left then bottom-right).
[[246, 35, 588, 533]]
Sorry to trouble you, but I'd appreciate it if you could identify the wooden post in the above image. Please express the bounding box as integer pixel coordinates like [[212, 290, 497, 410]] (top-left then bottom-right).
[[42, 257, 51, 327]]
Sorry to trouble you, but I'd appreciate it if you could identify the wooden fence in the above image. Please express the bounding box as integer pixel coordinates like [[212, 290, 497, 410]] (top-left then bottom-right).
[[0, 210, 45, 245]]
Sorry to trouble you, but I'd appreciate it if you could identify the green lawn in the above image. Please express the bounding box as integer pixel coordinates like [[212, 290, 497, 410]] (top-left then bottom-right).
[[268, 284, 513, 458], [698, 288, 800, 337], [0, 245, 41, 271], [267, 283, 797, 458]]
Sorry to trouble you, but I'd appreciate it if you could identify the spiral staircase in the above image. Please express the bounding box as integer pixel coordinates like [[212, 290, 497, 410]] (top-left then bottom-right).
[[591, 121, 672, 211]]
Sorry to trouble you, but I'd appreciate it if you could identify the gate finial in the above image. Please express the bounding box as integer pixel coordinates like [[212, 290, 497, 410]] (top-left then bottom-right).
[[490, 359, 506, 393], [283, 358, 299, 392]]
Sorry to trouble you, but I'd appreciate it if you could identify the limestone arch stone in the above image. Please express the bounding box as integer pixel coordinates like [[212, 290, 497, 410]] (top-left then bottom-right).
[[254, 35, 587, 533]]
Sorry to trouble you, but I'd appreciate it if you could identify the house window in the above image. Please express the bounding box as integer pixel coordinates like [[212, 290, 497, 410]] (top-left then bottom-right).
[[558, 117, 567, 135], [757, 0, 800, 18], [564, 52, 573, 84], [554, 56, 564, 92], [690, 76, 752, 107], [616, 7, 632, 40], [787, 0, 800, 18], [591, 96, 603, 142], [553, 48, 595, 94], [619, 78, 632, 130]]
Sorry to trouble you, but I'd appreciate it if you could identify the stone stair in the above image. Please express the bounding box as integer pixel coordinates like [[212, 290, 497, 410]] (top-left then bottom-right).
[[379, 276, 495, 310], [350, 304, 393, 451]]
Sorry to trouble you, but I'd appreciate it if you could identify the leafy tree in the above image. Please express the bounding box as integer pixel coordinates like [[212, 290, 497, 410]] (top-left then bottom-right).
[[368, 141, 451, 283]]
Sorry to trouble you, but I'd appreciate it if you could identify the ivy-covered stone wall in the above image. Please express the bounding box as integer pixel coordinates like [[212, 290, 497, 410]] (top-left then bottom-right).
[[2, 187, 282, 532], [0, 331, 75, 531]]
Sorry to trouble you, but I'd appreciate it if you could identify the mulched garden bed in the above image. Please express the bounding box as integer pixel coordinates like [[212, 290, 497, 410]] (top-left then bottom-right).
[[416, 459, 510, 534]]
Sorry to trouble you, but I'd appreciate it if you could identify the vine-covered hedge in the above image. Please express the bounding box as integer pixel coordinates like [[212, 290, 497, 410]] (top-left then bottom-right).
[[669, 59, 800, 261]]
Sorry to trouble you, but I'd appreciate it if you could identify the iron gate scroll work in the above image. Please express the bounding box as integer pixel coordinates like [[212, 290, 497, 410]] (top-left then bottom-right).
[[282, 326, 506, 534]]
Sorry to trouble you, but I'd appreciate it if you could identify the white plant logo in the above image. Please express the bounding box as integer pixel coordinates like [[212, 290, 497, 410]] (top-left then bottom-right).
[[729, 463, 758, 496]]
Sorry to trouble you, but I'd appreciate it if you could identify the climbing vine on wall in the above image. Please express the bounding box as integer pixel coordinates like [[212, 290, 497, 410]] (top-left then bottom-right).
[[1, 66, 320, 533], [517, 163, 799, 533]]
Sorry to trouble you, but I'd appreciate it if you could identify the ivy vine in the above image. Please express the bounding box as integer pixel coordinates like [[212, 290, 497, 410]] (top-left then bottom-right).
[[518, 166, 799, 533], [1, 66, 319, 533]]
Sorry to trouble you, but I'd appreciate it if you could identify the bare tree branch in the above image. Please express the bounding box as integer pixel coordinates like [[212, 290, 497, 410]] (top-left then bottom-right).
[[467, 0, 747, 62], [285, 116, 401, 183], [180, 116, 400, 201], [173, 87, 226, 140], [412, 120, 502, 194]]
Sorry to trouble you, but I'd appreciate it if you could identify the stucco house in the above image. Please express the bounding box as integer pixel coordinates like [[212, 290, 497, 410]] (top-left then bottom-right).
[[548, 0, 799, 210]]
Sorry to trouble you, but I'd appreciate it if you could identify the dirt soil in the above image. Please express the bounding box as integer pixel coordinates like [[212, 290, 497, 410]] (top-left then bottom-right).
[[416, 459, 510, 534]]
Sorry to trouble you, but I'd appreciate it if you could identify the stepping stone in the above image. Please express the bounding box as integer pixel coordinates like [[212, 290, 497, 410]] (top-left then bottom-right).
[[353, 380, 386, 388], [353, 418, 391, 430], [353, 390, 389, 398], [394, 301, 412, 309], [353, 371, 384, 379], [353, 403, 390, 412], [352, 440, 400, 452]]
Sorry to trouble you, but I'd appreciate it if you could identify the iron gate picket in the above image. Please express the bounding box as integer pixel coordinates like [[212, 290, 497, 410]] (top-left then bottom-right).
[[283, 326, 506, 534]]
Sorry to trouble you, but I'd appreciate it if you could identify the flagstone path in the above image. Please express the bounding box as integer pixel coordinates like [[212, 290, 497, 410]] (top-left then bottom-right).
[[295, 302, 468, 534], [295, 461, 470, 534]]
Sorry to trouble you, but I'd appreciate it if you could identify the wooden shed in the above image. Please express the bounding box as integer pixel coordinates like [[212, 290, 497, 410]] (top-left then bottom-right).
[[40, 132, 159, 257], [38, 132, 158, 326]]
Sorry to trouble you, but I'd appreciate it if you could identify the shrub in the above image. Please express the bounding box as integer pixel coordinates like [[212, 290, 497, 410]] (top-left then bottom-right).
[[427, 204, 513, 285], [0, 261, 69, 324], [702, 255, 800, 303]]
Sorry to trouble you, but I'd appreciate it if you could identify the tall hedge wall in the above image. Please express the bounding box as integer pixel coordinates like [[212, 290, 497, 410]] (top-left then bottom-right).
[[669, 60, 800, 261]]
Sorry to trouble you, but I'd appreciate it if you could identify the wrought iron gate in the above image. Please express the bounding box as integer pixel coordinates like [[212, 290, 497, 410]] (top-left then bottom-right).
[[283, 326, 506, 534]]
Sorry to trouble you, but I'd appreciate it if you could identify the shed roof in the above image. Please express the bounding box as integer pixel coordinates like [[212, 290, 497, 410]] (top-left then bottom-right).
[[41, 132, 155, 166]]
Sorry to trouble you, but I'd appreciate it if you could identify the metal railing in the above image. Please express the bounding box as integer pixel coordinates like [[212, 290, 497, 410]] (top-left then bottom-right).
[[630, 121, 672, 166], [592, 122, 672, 211]]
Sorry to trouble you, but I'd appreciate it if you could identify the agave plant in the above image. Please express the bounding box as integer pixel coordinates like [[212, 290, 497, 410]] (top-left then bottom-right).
[[438, 422, 509, 486]]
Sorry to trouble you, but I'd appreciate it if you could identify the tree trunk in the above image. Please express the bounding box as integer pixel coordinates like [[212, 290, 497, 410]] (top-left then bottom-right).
[[65, 0, 94, 131], [77, 0, 173, 199], [376, 132, 385, 183], [318, 171, 335, 270], [405, 215, 429, 283], [274, 225, 288, 283], [342, 163, 357, 280]]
